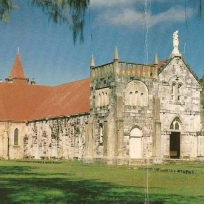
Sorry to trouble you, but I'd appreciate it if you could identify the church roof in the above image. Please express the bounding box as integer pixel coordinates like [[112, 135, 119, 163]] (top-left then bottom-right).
[[30, 78, 90, 120], [0, 82, 53, 122], [0, 78, 90, 122], [10, 53, 26, 79]]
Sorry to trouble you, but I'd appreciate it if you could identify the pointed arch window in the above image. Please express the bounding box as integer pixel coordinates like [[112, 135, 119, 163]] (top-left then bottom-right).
[[14, 128, 19, 145], [171, 81, 183, 102], [178, 83, 182, 102], [172, 82, 176, 100], [170, 117, 181, 131], [99, 123, 103, 145]]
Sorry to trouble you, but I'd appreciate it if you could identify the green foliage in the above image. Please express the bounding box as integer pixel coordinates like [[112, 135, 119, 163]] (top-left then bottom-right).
[[0, 0, 18, 23], [0, 0, 90, 43], [0, 160, 204, 203]]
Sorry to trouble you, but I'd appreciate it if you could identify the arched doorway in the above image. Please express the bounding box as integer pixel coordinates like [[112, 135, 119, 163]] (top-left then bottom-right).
[[129, 128, 142, 159], [170, 118, 181, 159]]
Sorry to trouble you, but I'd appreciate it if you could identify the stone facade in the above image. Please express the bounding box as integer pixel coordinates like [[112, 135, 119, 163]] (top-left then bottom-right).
[[158, 57, 203, 159], [84, 51, 204, 165]]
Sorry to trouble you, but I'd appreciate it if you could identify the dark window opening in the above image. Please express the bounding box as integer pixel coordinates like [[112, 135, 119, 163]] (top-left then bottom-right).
[[14, 128, 18, 145]]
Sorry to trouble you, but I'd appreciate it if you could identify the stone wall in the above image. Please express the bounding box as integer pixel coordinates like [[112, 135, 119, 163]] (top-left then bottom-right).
[[25, 114, 89, 160], [0, 121, 26, 159]]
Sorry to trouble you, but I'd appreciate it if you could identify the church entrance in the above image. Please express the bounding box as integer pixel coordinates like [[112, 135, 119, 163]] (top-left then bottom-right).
[[129, 128, 142, 159], [170, 132, 180, 159]]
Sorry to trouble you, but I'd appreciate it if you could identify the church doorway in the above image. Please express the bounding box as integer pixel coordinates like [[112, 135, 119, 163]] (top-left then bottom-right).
[[129, 128, 142, 159], [170, 132, 180, 159]]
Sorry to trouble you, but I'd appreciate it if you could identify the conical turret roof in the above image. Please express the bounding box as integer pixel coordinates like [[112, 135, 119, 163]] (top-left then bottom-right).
[[113, 47, 119, 61], [90, 55, 95, 67], [10, 52, 26, 78]]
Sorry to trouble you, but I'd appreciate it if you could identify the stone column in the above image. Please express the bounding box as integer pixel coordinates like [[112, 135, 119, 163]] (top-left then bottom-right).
[[153, 96, 162, 159], [3, 130, 8, 159], [116, 95, 124, 159], [105, 112, 117, 164], [84, 117, 94, 163]]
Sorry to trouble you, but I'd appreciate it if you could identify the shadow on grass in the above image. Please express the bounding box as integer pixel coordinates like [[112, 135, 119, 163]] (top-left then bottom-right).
[[0, 166, 203, 204], [0, 166, 74, 177], [0, 166, 36, 175]]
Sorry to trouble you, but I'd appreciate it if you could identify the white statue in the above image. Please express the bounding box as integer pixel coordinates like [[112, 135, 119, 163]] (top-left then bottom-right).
[[172, 30, 181, 56]]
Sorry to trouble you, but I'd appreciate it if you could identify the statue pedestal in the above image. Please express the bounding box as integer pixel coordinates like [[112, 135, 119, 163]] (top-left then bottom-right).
[[172, 48, 181, 57]]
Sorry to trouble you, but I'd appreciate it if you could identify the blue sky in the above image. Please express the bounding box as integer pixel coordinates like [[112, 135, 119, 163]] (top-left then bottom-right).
[[0, 0, 204, 86]]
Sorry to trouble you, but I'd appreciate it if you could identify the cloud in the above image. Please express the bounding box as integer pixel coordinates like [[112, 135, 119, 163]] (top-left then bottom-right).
[[90, 0, 174, 7], [97, 6, 193, 28], [151, 6, 193, 26], [90, 0, 136, 7]]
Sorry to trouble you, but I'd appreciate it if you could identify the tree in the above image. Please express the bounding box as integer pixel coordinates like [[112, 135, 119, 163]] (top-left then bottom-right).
[[0, 0, 90, 43]]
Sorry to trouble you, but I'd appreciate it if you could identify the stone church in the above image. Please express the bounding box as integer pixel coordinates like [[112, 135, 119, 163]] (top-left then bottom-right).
[[0, 31, 204, 164]]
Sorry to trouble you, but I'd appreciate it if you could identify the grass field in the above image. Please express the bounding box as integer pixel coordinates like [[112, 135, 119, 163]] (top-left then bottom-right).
[[0, 160, 204, 204]]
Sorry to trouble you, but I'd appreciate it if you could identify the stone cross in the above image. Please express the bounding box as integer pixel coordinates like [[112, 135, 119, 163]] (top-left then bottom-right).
[[172, 30, 181, 56]]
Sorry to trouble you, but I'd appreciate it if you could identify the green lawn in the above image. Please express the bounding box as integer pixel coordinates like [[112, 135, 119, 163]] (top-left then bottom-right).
[[0, 160, 204, 204]]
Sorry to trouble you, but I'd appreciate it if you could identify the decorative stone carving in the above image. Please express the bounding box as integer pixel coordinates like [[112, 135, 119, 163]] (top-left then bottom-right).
[[172, 30, 181, 56]]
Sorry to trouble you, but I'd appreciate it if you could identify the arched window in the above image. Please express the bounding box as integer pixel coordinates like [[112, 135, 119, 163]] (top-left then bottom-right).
[[178, 84, 182, 94], [178, 84, 182, 102], [99, 123, 103, 145], [171, 78, 183, 102], [140, 93, 144, 106], [172, 82, 176, 100], [102, 92, 105, 106], [104, 92, 107, 106], [170, 117, 181, 131], [135, 91, 138, 105], [98, 93, 101, 107], [129, 92, 133, 105], [95, 88, 110, 107], [14, 128, 18, 145], [125, 81, 148, 107]]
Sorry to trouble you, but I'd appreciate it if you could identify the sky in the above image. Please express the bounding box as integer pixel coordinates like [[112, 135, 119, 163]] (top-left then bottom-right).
[[0, 0, 204, 86]]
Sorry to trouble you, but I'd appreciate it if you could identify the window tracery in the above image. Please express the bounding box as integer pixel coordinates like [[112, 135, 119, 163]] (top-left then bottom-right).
[[170, 117, 181, 131]]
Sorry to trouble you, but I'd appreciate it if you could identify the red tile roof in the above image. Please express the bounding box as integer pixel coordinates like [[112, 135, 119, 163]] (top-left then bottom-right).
[[158, 60, 165, 69], [31, 78, 90, 120], [0, 78, 90, 122], [10, 53, 26, 79], [0, 83, 53, 121]]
